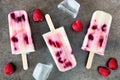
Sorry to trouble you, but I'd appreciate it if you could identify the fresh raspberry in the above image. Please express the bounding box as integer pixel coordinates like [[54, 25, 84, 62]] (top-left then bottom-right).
[[4, 63, 15, 75], [72, 20, 83, 32], [98, 66, 111, 77], [33, 8, 44, 22], [107, 57, 118, 70]]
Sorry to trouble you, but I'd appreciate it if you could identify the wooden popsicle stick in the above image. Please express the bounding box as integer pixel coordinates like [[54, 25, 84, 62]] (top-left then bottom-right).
[[45, 14, 55, 31], [86, 52, 94, 69], [21, 53, 28, 70]]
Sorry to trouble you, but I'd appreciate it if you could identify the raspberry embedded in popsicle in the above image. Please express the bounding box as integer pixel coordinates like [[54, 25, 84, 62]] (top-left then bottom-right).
[[64, 61, 72, 68], [88, 34, 94, 40], [53, 41, 61, 48], [11, 13, 15, 20], [92, 25, 97, 30], [17, 15, 25, 22], [71, 51, 74, 54], [86, 44, 89, 48], [56, 51, 62, 57], [99, 37, 104, 47], [24, 34, 29, 44], [11, 36, 18, 43], [48, 39, 62, 48], [102, 24, 107, 32], [21, 15, 25, 21], [17, 17, 22, 22], [48, 39, 53, 46], [58, 57, 65, 64], [10, 13, 26, 22]]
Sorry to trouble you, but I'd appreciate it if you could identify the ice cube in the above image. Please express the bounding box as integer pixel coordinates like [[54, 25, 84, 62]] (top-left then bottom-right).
[[58, 0, 80, 18], [33, 63, 53, 80]]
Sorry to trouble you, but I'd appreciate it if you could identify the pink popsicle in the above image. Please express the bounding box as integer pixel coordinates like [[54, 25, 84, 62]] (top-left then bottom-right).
[[8, 10, 35, 70], [42, 14, 77, 72], [81, 11, 112, 69]]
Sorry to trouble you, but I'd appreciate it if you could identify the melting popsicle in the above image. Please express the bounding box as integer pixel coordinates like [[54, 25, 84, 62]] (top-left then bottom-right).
[[8, 10, 35, 70], [81, 10, 112, 69], [42, 14, 77, 72]]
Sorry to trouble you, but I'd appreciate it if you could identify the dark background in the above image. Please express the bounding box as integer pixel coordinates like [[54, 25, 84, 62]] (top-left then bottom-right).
[[0, 0, 120, 80]]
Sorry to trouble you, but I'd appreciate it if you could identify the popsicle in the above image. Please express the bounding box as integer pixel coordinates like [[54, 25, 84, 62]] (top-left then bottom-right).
[[42, 14, 77, 72], [81, 11, 112, 69], [8, 10, 35, 70]]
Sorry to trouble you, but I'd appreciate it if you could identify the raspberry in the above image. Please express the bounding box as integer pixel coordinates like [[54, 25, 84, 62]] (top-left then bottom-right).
[[33, 8, 44, 22], [107, 57, 118, 70], [72, 20, 83, 32], [4, 63, 15, 75], [98, 66, 110, 77]]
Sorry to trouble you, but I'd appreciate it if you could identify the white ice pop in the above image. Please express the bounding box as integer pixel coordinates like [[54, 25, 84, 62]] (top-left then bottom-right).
[[81, 11, 112, 69], [8, 10, 35, 70], [42, 14, 77, 72]]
